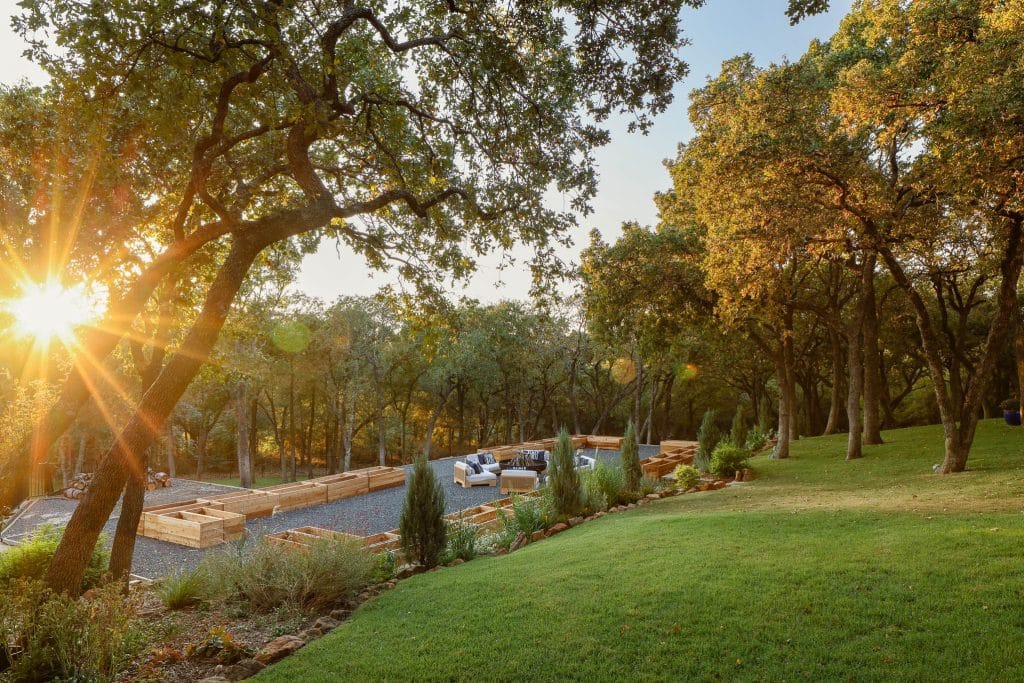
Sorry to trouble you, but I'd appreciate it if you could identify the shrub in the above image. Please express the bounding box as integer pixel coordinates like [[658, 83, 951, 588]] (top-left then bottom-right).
[[374, 551, 397, 582], [589, 462, 634, 507], [673, 464, 700, 490], [199, 537, 376, 612], [157, 566, 209, 610], [0, 524, 110, 590], [443, 515, 479, 564], [710, 442, 751, 479], [579, 469, 609, 513], [494, 493, 550, 549], [548, 428, 581, 518], [758, 395, 773, 433], [696, 409, 721, 472], [0, 580, 145, 682], [746, 425, 769, 452], [399, 456, 447, 568], [620, 420, 642, 493], [638, 476, 662, 496], [729, 405, 748, 448]]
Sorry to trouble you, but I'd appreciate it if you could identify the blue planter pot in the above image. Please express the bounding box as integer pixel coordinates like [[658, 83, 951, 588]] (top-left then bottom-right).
[[1004, 410, 1021, 426]]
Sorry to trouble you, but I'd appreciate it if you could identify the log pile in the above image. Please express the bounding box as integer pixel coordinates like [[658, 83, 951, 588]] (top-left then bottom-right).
[[62, 469, 171, 500]]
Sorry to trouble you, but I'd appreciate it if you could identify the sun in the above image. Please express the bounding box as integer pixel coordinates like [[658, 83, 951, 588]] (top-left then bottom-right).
[[5, 279, 97, 343]]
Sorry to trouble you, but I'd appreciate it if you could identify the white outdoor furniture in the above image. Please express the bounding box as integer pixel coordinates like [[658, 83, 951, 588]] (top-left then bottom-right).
[[500, 468, 539, 494], [575, 454, 596, 472], [466, 452, 501, 475], [454, 461, 498, 488]]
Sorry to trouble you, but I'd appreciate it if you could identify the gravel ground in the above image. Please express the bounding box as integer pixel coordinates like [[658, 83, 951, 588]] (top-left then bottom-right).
[[0, 445, 660, 579]]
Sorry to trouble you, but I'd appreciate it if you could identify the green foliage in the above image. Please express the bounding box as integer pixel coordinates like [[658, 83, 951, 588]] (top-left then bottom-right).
[[494, 494, 551, 549], [673, 464, 700, 489], [442, 516, 479, 565], [620, 420, 643, 492], [588, 462, 637, 507], [198, 538, 375, 612], [579, 469, 609, 513], [0, 524, 109, 590], [399, 456, 447, 568], [696, 409, 721, 472], [548, 428, 581, 518], [710, 442, 751, 479], [374, 551, 398, 582], [758, 396, 773, 433], [729, 405, 748, 448], [0, 580, 144, 682], [746, 426, 769, 452], [638, 476, 662, 496], [157, 567, 210, 610]]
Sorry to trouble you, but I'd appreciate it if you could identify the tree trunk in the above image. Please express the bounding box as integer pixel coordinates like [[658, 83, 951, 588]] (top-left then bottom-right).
[[108, 475, 145, 582], [774, 350, 792, 460], [165, 424, 176, 478], [235, 380, 253, 488], [846, 300, 865, 461], [288, 359, 297, 482], [823, 325, 843, 435], [1014, 306, 1024, 418], [861, 253, 884, 444], [75, 432, 87, 476], [44, 236, 261, 595], [305, 387, 317, 479]]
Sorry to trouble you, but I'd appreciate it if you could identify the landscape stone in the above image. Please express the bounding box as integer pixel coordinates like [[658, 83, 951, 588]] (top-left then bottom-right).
[[313, 616, 340, 632], [329, 609, 351, 621], [548, 522, 569, 535], [255, 635, 305, 665], [510, 531, 528, 551], [568, 516, 584, 526], [217, 658, 265, 681], [449, 558, 465, 566], [531, 530, 545, 542]]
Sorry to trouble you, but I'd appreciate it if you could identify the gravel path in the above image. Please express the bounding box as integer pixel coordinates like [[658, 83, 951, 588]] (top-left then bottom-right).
[[1, 445, 660, 579]]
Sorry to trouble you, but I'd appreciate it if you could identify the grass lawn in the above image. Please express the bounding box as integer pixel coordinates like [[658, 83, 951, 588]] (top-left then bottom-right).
[[257, 420, 1024, 682]]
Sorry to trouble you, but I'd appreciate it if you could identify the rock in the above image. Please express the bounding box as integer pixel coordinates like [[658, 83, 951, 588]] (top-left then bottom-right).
[[646, 493, 660, 500], [329, 609, 351, 621], [199, 677, 231, 683], [531, 530, 545, 542], [742, 468, 754, 481], [386, 580, 397, 589], [734, 471, 744, 482], [713, 480, 728, 490], [495, 547, 508, 556], [594, 511, 606, 518], [627, 503, 637, 509], [548, 522, 569, 535], [313, 616, 340, 632], [584, 516, 594, 523], [218, 659, 265, 681], [396, 565, 419, 580], [255, 635, 305, 665], [449, 558, 465, 566], [297, 628, 321, 642], [510, 531, 528, 551], [568, 516, 584, 527]]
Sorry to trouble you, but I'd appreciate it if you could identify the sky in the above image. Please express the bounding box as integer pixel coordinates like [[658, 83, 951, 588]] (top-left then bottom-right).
[[0, 0, 852, 304]]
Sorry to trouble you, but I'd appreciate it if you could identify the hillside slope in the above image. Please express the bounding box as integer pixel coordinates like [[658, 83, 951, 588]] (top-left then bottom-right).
[[258, 420, 1024, 682]]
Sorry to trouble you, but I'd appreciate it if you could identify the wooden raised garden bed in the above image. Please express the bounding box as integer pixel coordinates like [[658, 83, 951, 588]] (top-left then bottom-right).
[[585, 435, 623, 450], [361, 465, 406, 492], [313, 472, 369, 502], [266, 526, 361, 551], [659, 439, 698, 454], [262, 481, 328, 512], [140, 506, 246, 548], [198, 489, 280, 519]]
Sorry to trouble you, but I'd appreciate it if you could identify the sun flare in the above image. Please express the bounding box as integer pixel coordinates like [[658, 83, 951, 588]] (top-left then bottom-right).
[[5, 280, 97, 343]]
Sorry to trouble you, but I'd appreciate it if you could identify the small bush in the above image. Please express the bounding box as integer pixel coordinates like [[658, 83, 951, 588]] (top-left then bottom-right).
[[696, 409, 721, 472], [549, 428, 581, 518], [580, 469, 609, 513], [589, 462, 631, 507], [494, 493, 551, 549], [710, 442, 751, 479], [199, 537, 376, 612], [638, 476, 662, 496], [157, 567, 209, 610], [746, 425, 769, 452], [620, 420, 642, 492], [0, 580, 145, 682], [374, 551, 397, 582], [758, 395, 773, 432], [729, 405, 748, 448], [399, 456, 447, 568], [443, 515, 479, 564], [673, 464, 700, 489], [0, 524, 110, 590]]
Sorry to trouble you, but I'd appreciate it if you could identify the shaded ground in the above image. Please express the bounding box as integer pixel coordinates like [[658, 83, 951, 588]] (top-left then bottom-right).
[[0, 445, 658, 579]]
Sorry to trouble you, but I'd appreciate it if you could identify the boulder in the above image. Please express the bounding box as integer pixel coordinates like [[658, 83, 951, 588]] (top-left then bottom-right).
[[216, 659, 265, 681], [449, 558, 465, 566], [329, 608, 351, 621], [646, 493, 660, 500], [531, 530, 545, 542], [255, 635, 305, 665], [313, 616, 340, 633], [510, 531, 528, 551], [594, 511, 606, 518], [547, 522, 569, 536], [568, 516, 584, 527]]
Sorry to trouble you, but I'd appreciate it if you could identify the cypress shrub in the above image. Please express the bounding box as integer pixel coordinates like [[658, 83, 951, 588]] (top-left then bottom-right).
[[729, 405, 748, 448], [620, 420, 642, 493], [696, 409, 721, 472], [549, 428, 581, 518], [399, 456, 447, 568]]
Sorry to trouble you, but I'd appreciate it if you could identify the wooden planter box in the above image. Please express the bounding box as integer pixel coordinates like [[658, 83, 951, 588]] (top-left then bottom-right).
[[265, 526, 361, 551], [571, 435, 589, 449], [199, 490, 280, 519], [659, 439, 698, 454], [363, 530, 402, 554], [263, 481, 328, 512], [361, 466, 406, 492], [586, 435, 623, 450], [447, 504, 500, 527], [312, 473, 368, 502], [140, 507, 246, 548], [490, 447, 519, 462]]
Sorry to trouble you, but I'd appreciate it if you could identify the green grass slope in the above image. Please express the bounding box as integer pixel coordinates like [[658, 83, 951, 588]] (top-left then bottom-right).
[[257, 420, 1024, 682]]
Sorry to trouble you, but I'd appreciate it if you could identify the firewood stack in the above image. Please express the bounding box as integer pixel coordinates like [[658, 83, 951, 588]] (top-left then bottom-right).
[[61, 469, 171, 499]]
